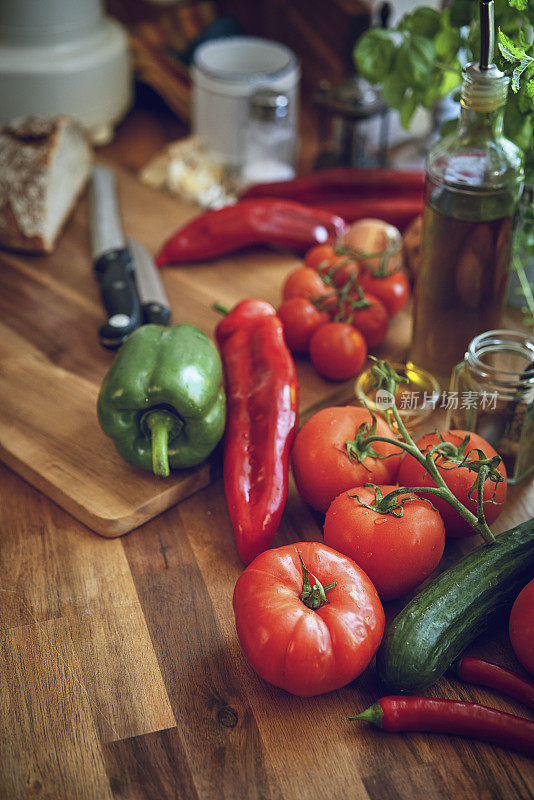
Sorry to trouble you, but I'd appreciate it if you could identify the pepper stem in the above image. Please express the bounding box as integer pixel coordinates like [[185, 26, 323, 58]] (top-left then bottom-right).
[[213, 302, 230, 316], [298, 551, 337, 610], [347, 702, 383, 727], [143, 409, 183, 478]]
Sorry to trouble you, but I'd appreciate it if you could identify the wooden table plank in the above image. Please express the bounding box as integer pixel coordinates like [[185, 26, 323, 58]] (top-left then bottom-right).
[[0, 466, 176, 750]]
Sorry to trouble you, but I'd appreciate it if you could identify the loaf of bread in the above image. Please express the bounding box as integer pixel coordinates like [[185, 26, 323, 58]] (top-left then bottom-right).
[[0, 115, 93, 253]]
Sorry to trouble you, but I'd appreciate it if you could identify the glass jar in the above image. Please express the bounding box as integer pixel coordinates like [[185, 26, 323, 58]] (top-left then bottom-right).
[[239, 89, 297, 189], [446, 329, 534, 484]]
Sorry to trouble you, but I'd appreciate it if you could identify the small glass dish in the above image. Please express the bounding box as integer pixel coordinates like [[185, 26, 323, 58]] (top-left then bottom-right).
[[355, 362, 441, 430]]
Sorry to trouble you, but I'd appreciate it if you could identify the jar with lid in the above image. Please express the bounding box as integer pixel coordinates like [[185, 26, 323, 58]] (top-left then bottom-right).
[[446, 329, 534, 484], [240, 89, 297, 189]]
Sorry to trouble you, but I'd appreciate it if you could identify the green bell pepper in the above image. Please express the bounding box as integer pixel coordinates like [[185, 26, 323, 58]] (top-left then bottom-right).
[[97, 323, 226, 478]]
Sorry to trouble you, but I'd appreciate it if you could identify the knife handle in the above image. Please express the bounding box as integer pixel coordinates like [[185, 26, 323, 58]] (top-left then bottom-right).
[[94, 248, 141, 350], [142, 302, 171, 326]]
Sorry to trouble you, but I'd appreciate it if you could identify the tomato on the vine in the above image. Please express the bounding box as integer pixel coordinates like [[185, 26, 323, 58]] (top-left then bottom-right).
[[337, 291, 389, 348], [509, 579, 534, 675], [291, 406, 402, 513], [397, 429, 507, 537], [323, 484, 445, 602], [319, 255, 361, 290], [304, 243, 338, 271], [309, 321, 367, 381], [233, 541, 385, 696], [278, 296, 329, 354], [359, 270, 410, 317], [282, 266, 331, 302], [304, 243, 360, 289]]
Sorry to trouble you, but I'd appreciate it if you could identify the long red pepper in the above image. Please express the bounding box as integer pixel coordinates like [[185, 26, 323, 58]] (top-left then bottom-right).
[[239, 168, 425, 230], [351, 696, 534, 758], [310, 196, 423, 230], [215, 298, 299, 565], [155, 199, 348, 265], [451, 656, 534, 710], [240, 167, 426, 201]]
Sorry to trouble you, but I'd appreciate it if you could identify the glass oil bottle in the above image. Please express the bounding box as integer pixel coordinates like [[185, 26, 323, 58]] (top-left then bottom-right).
[[407, 0, 524, 387]]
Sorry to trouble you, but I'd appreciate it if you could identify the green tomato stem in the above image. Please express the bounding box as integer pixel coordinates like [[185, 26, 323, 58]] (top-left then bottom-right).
[[298, 551, 336, 610], [359, 435, 496, 545], [351, 359, 498, 544]]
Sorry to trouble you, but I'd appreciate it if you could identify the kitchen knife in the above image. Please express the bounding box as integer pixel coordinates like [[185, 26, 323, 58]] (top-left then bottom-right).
[[90, 165, 141, 350], [127, 236, 171, 326]]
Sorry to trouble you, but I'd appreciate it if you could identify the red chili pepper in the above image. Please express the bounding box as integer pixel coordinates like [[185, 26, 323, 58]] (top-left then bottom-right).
[[215, 298, 299, 565], [451, 656, 534, 710], [155, 199, 348, 265], [350, 696, 534, 758], [239, 168, 425, 230], [240, 167, 425, 201], [311, 196, 423, 229]]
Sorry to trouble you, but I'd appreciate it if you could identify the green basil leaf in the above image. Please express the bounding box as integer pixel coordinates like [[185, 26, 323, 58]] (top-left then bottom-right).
[[504, 92, 534, 149], [353, 30, 396, 83], [498, 29, 528, 62], [399, 91, 419, 128], [512, 61, 530, 92], [381, 73, 406, 108], [422, 63, 462, 108], [399, 7, 441, 38], [395, 36, 435, 88], [448, 0, 474, 28], [434, 27, 461, 61]]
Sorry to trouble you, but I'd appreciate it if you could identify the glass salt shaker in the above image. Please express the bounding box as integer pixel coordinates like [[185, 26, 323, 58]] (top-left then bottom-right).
[[446, 329, 534, 484], [240, 89, 297, 189]]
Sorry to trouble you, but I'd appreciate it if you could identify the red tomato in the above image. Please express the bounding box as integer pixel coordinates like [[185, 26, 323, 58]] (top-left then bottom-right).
[[319, 255, 361, 290], [509, 579, 534, 675], [397, 430, 507, 537], [282, 267, 331, 302], [304, 243, 338, 270], [309, 321, 367, 381], [233, 541, 385, 696], [338, 291, 389, 348], [291, 406, 402, 513], [359, 270, 410, 317], [323, 484, 445, 602], [277, 297, 329, 354], [304, 244, 360, 289]]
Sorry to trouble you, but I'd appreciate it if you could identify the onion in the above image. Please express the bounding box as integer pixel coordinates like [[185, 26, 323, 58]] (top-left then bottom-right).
[[343, 218, 403, 274]]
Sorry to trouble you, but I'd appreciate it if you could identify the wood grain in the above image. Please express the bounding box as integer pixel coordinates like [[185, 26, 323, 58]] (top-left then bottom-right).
[[0, 324, 215, 537], [1, 160, 533, 800], [0, 164, 376, 536]]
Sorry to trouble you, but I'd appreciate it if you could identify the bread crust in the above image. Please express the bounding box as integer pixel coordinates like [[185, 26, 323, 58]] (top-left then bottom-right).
[[0, 115, 92, 254]]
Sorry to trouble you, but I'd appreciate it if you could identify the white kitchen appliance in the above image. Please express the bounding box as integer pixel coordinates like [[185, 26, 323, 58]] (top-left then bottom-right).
[[0, 0, 132, 144]]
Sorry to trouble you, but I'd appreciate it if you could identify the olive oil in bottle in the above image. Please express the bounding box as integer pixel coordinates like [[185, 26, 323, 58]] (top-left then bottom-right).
[[408, 2, 524, 387]]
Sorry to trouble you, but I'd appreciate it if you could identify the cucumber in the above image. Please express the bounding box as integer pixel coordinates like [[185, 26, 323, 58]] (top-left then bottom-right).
[[376, 519, 534, 693]]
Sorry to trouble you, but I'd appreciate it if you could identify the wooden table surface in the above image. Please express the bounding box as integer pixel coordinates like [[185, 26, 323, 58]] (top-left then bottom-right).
[[1, 103, 534, 800]]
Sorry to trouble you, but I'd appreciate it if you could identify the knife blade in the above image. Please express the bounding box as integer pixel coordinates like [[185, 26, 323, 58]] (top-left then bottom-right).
[[127, 237, 171, 326], [90, 165, 141, 350]]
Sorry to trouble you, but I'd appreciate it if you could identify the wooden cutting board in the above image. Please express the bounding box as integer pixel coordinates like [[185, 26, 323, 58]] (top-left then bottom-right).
[[0, 163, 411, 537]]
